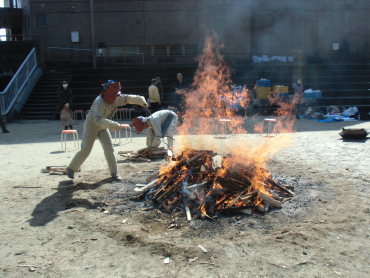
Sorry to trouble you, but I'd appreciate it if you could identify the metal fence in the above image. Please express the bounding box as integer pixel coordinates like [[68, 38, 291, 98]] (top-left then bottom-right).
[[47, 47, 93, 63], [0, 47, 38, 117]]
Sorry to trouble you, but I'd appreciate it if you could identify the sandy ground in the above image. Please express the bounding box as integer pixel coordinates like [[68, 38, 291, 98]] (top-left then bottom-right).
[[0, 117, 369, 278]]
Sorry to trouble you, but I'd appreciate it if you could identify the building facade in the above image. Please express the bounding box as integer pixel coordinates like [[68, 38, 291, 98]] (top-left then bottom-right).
[[19, 0, 370, 65]]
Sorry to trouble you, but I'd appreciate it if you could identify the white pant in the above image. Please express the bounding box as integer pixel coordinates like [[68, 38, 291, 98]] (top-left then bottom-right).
[[68, 120, 117, 175]]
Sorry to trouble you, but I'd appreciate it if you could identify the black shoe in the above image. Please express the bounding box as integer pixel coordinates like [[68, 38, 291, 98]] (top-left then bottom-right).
[[66, 167, 75, 179], [2, 129, 9, 133], [111, 174, 123, 182]]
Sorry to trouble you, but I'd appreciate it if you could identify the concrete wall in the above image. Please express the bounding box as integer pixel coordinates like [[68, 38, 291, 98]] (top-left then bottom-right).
[[23, 0, 370, 64]]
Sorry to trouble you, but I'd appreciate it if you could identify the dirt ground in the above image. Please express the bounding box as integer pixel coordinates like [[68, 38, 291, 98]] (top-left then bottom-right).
[[0, 117, 369, 278]]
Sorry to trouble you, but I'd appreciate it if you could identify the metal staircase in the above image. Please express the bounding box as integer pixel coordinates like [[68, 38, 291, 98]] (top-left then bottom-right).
[[20, 71, 71, 120]]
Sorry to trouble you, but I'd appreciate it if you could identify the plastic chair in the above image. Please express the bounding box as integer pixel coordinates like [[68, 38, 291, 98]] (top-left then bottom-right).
[[260, 118, 278, 137], [112, 124, 132, 144], [73, 110, 85, 120], [61, 129, 79, 150], [127, 108, 135, 120], [114, 108, 127, 120]]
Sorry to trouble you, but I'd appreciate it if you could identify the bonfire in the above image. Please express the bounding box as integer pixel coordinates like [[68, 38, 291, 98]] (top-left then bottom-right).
[[140, 149, 294, 219], [134, 34, 298, 219]]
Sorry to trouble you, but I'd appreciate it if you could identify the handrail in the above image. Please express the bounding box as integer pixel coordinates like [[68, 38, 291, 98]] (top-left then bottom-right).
[[47, 47, 93, 52], [0, 48, 38, 116], [108, 51, 145, 65], [46, 47, 145, 65]]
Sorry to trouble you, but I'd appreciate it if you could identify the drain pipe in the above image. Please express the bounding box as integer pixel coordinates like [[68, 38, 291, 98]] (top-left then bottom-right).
[[90, 0, 97, 69]]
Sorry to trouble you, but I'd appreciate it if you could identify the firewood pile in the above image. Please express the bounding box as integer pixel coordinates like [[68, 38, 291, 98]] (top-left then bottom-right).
[[118, 147, 169, 162], [136, 149, 295, 219]]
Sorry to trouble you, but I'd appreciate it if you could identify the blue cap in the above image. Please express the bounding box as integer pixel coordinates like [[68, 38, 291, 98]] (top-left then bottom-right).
[[103, 80, 117, 89]]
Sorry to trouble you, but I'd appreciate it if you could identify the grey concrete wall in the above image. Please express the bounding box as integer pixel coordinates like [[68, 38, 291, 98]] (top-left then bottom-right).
[[23, 0, 370, 63]]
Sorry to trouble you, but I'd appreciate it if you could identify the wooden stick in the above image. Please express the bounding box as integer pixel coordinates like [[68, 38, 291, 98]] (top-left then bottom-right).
[[155, 179, 181, 201], [187, 151, 205, 164], [187, 181, 208, 190], [240, 190, 258, 199], [46, 165, 66, 169], [185, 206, 192, 221], [118, 150, 134, 155], [134, 179, 158, 192], [46, 167, 66, 172], [258, 192, 282, 208], [267, 178, 295, 196], [13, 186, 42, 189], [136, 157, 152, 162], [226, 188, 249, 208]]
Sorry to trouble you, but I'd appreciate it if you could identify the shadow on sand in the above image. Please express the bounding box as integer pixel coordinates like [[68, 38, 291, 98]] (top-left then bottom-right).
[[28, 178, 112, 227]]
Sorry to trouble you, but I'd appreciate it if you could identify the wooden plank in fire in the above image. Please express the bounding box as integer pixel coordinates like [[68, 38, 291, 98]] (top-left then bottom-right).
[[266, 178, 295, 197], [187, 181, 208, 190], [134, 179, 158, 192], [240, 190, 258, 201], [186, 151, 207, 165], [152, 175, 176, 198], [155, 180, 182, 202], [226, 188, 249, 208], [258, 191, 282, 208]]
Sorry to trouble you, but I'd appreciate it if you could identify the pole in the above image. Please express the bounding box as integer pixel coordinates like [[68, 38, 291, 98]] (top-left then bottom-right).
[[90, 0, 97, 69]]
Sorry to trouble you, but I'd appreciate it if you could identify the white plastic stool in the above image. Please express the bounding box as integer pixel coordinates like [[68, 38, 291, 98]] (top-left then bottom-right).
[[113, 124, 132, 144], [260, 118, 278, 137], [61, 129, 79, 150], [73, 110, 85, 120], [127, 108, 135, 120], [115, 108, 127, 120], [216, 118, 231, 138]]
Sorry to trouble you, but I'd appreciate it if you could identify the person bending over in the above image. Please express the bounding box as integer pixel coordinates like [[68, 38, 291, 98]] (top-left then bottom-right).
[[131, 109, 178, 153]]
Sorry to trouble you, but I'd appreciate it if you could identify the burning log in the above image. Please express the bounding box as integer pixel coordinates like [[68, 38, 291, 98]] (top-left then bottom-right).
[[266, 178, 295, 197], [141, 149, 291, 218], [258, 191, 282, 208]]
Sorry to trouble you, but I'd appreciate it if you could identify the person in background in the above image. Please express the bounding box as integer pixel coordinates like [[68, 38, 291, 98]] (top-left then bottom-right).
[[169, 72, 187, 113], [66, 80, 147, 181], [292, 78, 304, 118], [0, 106, 10, 133], [173, 72, 187, 91], [148, 78, 161, 113], [154, 76, 164, 107], [54, 80, 73, 120], [60, 102, 74, 130], [131, 109, 178, 153]]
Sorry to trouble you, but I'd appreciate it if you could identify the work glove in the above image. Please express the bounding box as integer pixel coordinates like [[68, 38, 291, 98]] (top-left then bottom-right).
[[110, 122, 122, 131], [127, 95, 148, 107]]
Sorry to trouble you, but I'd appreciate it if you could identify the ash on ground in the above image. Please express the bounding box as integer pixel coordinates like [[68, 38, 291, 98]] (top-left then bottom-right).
[[87, 160, 327, 234]]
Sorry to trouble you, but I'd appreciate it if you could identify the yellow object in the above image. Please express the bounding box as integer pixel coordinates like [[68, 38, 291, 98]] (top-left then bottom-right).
[[273, 85, 289, 94], [256, 87, 272, 99]]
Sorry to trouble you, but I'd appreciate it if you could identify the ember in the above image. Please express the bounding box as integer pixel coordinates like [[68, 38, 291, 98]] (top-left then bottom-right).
[[139, 149, 294, 219]]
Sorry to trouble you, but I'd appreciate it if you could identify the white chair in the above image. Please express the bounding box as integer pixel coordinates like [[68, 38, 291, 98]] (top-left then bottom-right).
[[61, 129, 79, 150], [112, 124, 132, 144]]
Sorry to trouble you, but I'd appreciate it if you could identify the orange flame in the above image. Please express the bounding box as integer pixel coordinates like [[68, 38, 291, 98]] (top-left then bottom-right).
[[157, 34, 301, 214]]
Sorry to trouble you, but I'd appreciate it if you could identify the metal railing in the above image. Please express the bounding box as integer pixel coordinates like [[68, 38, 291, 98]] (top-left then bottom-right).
[[107, 51, 145, 65], [47, 47, 145, 65], [47, 47, 93, 63], [0, 48, 38, 117]]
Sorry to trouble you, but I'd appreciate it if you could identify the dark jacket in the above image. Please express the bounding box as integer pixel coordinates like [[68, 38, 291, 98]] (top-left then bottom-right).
[[57, 87, 73, 110]]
